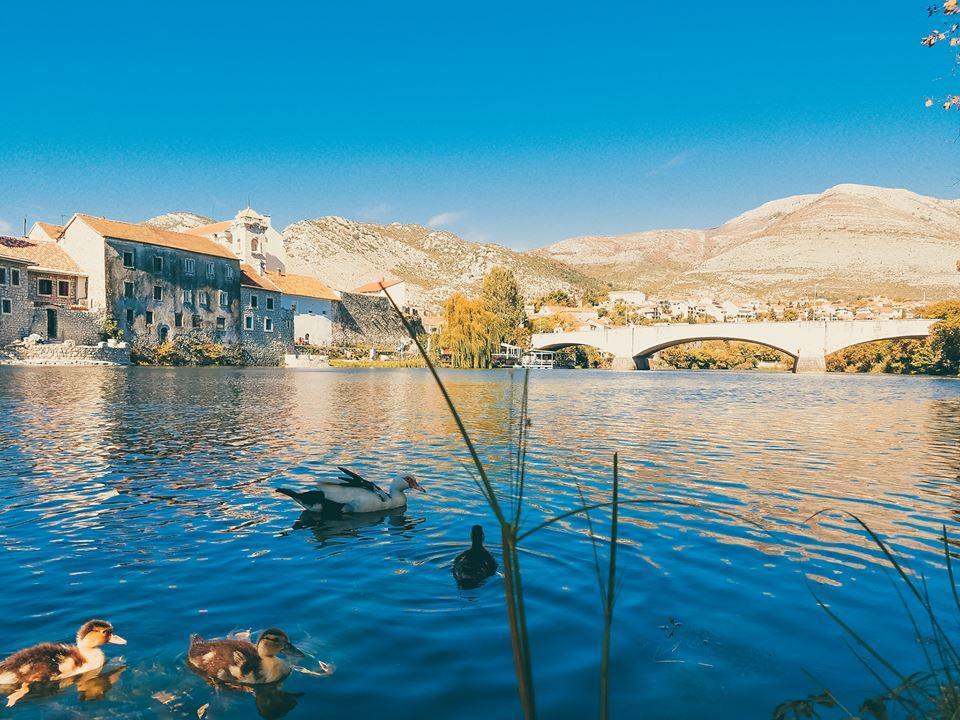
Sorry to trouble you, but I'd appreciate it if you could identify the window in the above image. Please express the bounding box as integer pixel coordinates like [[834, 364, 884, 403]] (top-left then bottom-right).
[[216, 316, 225, 331], [1, 299, 10, 315], [183, 290, 193, 305], [266, 296, 274, 310], [183, 258, 196, 275], [250, 294, 258, 309], [244, 315, 253, 330], [226, 266, 234, 280], [123, 251, 134, 268], [123, 281, 134, 298], [206, 262, 215, 278], [219, 291, 229, 308], [153, 256, 163, 272], [153, 285, 163, 301], [251, 238, 259, 252], [145, 310, 154, 325], [10, 269, 19, 286], [175, 312, 183, 328], [38, 279, 53, 296], [199, 291, 209, 307], [0, 268, 6, 285], [264, 317, 274, 333], [125, 308, 134, 325], [290, 302, 297, 313], [58, 280, 70, 297], [192, 314, 201, 329]]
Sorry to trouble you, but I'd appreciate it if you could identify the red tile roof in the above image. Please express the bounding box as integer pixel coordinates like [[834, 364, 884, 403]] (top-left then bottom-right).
[[34, 222, 64, 240], [76, 214, 238, 260], [0, 236, 84, 275], [353, 277, 403, 293], [265, 271, 340, 301], [239, 263, 281, 292]]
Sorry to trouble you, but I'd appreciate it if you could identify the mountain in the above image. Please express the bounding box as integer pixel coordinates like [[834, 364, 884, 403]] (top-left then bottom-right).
[[535, 184, 960, 300], [145, 212, 213, 234], [280, 216, 602, 307]]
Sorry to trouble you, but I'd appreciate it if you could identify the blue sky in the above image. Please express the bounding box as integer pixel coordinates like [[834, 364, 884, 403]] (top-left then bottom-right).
[[1, 1, 957, 249]]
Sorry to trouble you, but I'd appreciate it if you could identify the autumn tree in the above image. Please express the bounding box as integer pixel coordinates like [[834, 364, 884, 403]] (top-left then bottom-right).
[[438, 293, 498, 369], [480, 267, 526, 346]]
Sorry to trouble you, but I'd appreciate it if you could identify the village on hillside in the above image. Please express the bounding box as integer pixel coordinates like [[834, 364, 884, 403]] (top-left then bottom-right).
[[0, 206, 936, 368]]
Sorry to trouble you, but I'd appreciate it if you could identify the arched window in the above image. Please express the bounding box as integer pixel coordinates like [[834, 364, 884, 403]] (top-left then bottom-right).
[[251, 238, 259, 252]]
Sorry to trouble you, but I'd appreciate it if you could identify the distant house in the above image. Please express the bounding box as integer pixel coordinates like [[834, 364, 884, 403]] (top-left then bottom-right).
[[239, 264, 292, 350], [58, 214, 242, 343], [0, 235, 90, 341], [422, 314, 444, 335], [353, 277, 407, 309], [0, 251, 34, 345], [266, 271, 341, 345], [187, 207, 288, 274], [27, 222, 64, 244]]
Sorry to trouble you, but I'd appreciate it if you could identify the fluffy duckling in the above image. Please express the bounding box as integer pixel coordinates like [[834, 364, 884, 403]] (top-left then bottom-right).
[[188, 629, 304, 685], [0, 619, 126, 707], [453, 525, 498, 589]]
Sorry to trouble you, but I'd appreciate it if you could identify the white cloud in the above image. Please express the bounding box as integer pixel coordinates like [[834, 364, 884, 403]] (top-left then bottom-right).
[[358, 203, 394, 222], [427, 211, 466, 227], [0, 218, 12, 235]]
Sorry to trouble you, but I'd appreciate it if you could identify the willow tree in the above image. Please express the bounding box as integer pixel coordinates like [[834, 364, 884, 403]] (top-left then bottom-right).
[[480, 267, 526, 346], [439, 293, 499, 368]]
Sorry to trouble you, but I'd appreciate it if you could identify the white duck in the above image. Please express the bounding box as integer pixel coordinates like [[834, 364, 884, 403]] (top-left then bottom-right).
[[276, 466, 424, 515]]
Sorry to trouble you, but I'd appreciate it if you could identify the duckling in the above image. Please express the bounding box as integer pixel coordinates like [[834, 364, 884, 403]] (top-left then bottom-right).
[[453, 525, 498, 589], [0, 619, 126, 707], [188, 629, 304, 685]]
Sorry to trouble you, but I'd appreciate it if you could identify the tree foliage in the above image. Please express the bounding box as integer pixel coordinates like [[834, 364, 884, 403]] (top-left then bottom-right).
[[481, 267, 526, 345], [438, 292, 499, 368], [659, 341, 791, 370]]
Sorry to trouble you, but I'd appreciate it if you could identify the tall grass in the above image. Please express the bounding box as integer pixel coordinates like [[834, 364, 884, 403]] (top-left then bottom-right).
[[775, 513, 960, 720]]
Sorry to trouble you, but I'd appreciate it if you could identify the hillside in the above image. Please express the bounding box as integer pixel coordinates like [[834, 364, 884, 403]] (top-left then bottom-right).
[[144, 212, 213, 233], [281, 216, 602, 307], [535, 184, 960, 300]]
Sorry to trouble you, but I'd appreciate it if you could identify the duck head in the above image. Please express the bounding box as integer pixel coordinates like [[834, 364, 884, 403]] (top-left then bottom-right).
[[257, 629, 305, 659], [392, 475, 424, 494], [77, 619, 126, 649], [471, 524, 485, 548]]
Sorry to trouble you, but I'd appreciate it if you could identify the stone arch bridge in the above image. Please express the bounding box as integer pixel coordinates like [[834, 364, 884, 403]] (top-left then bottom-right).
[[532, 319, 935, 373]]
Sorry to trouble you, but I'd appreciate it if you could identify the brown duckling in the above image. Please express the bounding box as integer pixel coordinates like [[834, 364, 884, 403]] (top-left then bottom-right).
[[0, 619, 126, 707], [188, 629, 304, 685]]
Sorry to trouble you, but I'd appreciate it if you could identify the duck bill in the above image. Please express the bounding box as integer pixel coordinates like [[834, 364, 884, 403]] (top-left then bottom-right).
[[283, 643, 305, 658], [107, 634, 127, 645]]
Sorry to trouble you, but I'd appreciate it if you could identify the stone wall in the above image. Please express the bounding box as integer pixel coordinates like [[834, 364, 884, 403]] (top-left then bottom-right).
[[24, 307, 104, 345], [241, 340, 290, 367], [0, 261, 32, 346], [0, 341, 129, 366], [332, 292, 422, 349]]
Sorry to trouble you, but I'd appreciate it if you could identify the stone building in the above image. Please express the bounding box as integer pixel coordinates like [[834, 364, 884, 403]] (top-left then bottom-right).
[[0, 251, 34, 346], [265, 271, 341, 345], [58, 214, 243, 343], [187, 207, 288, 273], [239, 263, 293, 364]]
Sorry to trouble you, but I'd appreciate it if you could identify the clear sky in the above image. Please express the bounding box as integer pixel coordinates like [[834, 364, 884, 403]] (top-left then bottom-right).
[[1, 1, 958, 249]]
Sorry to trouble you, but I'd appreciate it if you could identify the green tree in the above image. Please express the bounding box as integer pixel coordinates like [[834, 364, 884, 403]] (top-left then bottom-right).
[[534, 289, 574, 309], [439, 293, 498, 368], [480, 267, 526, 346]]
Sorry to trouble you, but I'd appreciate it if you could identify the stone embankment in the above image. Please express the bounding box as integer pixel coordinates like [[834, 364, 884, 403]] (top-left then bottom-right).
[[0, 339, 130, 366]]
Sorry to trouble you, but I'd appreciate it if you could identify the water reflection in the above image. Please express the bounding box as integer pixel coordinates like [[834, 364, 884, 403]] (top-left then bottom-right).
[[1, 665, 126, 707], [188, 669, 302, 720], [288, 508, 419, 546]]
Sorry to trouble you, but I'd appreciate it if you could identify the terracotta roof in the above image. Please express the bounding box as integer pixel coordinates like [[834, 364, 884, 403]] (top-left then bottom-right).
[[265, 271, 340, 301], [76, 214, 238, 260], [0, 236, 84, 275], [239, 263, 281, 292], [353, 277, 403, 293], [186, 220, 233, 237], [35, 222, 64, 240]]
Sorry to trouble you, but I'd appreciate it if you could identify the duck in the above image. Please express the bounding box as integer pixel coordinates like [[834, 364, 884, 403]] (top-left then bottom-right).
[[277, 466, 424, 515], [187, 629, 304, 685], [0, 619, 126, 707], [453, 525, 498, 589]]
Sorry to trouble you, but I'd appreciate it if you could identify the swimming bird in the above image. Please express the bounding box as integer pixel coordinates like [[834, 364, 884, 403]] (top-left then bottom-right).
[[276, 466, 424, 515], [187, 629, 305, 685], [453, 525, 498, 589], [0, 619, 126, 707]]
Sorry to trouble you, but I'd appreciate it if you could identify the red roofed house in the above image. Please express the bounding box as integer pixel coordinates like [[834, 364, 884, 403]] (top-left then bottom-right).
[[352, 277, 407, 309], [58, 213, 243, 343], [266, 271, 341, 345], [239, 263, 294, 357]]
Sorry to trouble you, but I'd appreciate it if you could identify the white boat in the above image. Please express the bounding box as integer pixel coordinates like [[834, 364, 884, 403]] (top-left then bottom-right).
[[514, 350, 555, 369]]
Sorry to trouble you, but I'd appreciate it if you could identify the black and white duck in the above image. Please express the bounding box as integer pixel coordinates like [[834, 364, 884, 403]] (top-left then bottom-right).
[[453, 525, 498, 589], [187, 629, 305, 685], [0, 619, 126, 707], [277, 466, 424, 515]]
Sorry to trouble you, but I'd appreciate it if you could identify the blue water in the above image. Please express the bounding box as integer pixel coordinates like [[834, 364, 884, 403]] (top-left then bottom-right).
[[0, 367, 957, 719]]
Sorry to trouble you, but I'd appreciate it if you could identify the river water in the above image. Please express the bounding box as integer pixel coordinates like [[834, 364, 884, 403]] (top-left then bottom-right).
[[0, 366, 957, 719]]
